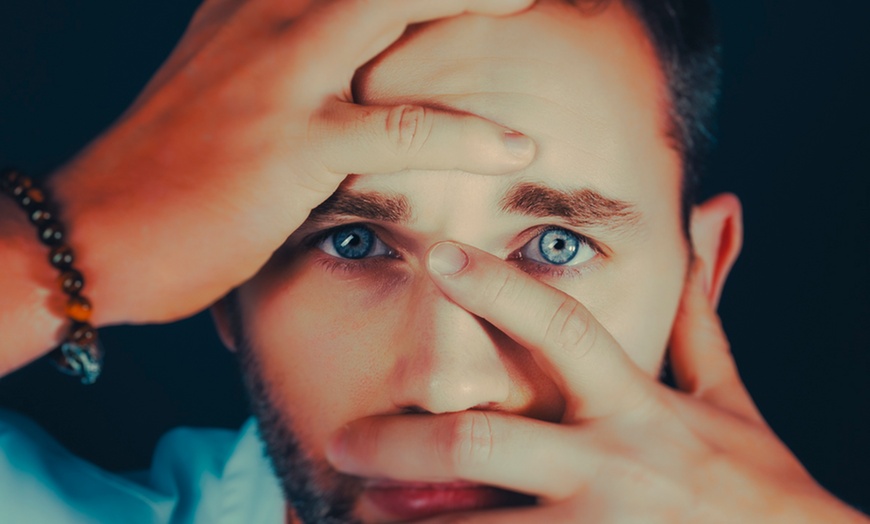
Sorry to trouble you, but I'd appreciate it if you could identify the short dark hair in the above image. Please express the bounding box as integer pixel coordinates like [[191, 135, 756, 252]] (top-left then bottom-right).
[[571, 0, 722, 237]]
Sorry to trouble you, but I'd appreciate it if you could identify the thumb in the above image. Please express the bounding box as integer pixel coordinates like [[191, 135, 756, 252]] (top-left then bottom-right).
[[669, 260, 763, 422]]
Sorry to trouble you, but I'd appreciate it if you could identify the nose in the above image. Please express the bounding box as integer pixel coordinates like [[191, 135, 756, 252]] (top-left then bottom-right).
[[388, 280, 511, 415]]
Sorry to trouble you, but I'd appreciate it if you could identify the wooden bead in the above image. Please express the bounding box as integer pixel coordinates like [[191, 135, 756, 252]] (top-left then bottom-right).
[[66, 295, 92, 322], [69, 322, 97, 345], [38, 221, 65, 246], [58, 269, 84, 295], [49, 245, 74, 269]]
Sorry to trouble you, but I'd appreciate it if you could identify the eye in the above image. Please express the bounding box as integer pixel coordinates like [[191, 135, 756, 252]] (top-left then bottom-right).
[[316, 224, 393, 259], [518, 227, 597, 266]]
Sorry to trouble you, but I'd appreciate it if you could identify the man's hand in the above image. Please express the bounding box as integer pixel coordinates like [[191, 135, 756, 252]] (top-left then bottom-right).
[[44, 0, 536, 327], [325, 242, 867, 523]]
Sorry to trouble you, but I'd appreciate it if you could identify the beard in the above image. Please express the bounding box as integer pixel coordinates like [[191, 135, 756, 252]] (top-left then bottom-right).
[[237, 335, 365, 523]]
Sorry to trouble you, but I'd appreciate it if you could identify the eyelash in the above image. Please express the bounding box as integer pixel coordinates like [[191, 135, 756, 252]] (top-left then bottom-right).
[[307, 223, 604, 279]]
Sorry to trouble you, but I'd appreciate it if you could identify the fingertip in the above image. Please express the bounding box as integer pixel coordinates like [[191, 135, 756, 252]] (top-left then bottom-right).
[[325, 424, 351, 468], [503, 131, 536, 162], [428, 242, 469, 277]]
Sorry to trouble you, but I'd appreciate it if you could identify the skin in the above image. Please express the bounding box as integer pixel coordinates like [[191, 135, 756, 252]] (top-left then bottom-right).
[[211, 1, 855, 522], [0, 0, 537, 376]]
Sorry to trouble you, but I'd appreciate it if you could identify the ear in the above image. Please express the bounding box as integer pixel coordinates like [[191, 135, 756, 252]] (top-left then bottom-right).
[[689, 193, 743, 308], [210, 297, 238, 352]]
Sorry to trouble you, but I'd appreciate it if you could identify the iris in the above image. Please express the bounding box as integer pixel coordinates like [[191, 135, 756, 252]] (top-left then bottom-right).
[[331, 225, 375, 259], [538, 228, 581, 265]]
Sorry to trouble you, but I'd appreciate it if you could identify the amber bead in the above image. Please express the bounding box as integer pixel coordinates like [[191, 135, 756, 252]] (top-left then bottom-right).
[[65, 295, 93, 322], [38, 221, 65, 246], [69, 322, 97, 345], [16, 187, 45, 208], [58, 269, 84, 295], [49, 245, 74, 269]]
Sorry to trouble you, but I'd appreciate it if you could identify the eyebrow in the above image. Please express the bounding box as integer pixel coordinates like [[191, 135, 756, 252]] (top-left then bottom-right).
[[308, 189, 411, 224], [499, 182, 641, 232], [308, 181, 640, 233]]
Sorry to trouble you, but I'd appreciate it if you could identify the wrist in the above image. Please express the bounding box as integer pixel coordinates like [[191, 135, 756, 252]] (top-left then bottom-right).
[[0, 180, 67, 375]]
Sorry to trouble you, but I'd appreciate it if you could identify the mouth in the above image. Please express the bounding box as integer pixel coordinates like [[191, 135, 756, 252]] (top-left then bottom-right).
[[362, 479, 536, 521]]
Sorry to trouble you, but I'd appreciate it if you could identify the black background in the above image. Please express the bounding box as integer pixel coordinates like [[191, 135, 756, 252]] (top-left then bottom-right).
[[1, 0, 868, 514]]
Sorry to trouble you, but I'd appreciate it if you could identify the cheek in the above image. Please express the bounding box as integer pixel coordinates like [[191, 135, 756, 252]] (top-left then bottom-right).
[[597, 248, 687, 375], [237, 259, 410, 451]]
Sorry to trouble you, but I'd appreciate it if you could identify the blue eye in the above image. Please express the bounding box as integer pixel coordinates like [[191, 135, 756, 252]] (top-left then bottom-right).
[[519, 227, 597, 266], [317, 225, 392, 259]]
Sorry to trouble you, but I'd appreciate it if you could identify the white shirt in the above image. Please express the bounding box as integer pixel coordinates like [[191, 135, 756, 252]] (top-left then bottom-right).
[[0, 408, 284, 523]]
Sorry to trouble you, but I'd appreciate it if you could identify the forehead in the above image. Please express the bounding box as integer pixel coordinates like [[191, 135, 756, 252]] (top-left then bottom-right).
[[351, 1, 679, 206]]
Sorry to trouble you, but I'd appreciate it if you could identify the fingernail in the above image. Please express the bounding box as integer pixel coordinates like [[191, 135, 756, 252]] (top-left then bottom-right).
[[428, 242, 468, 276], [503, 131, 534, 159]]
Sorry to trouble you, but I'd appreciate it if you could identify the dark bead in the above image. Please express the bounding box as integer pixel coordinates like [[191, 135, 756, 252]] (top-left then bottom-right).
[[69, 321, 97, 345], [28, 204, 54, 226], [16, 187, 45, 208], [58, 269, 84, 295], [10, 175, 32, 198], [0, 169, 20, 192], [49, 245, 74, 269], [38, 221, 65, 246]]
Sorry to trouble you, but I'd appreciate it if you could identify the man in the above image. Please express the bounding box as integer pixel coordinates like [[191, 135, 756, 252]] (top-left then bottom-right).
[[0, 0, 865, 522]]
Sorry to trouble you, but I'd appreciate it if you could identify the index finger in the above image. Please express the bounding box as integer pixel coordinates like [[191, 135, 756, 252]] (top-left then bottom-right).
[[295, 0, 537, 75], [425, 241, 655, 420]]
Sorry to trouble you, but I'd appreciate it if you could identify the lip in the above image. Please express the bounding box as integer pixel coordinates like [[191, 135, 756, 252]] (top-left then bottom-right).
[[363, 480, 535, 521]]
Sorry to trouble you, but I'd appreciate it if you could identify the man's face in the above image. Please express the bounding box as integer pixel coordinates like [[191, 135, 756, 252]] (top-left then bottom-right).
[[225, 2, 689, 522]]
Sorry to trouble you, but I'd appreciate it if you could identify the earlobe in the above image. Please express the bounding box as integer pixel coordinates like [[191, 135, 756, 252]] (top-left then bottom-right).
[[210, 297, 238, 352], [689, 193, 744, 308]]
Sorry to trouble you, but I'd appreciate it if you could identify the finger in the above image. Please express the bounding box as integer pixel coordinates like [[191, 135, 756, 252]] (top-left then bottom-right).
[[313, 100, 535, 176], [669, 260, 764, 422], [326, 412, 594, 499], [424, 242, 653, 420], [294, 0, 536, 74]]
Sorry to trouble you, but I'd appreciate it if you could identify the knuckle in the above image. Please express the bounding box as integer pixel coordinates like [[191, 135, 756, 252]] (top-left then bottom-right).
[[483, 266, 523, 309], [544, 296, 596, 359], [384, 104, 433, 155], [437, 411, 494, 475]]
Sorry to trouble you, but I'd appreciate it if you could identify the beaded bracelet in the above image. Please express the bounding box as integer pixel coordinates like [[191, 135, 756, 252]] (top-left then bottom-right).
[[0, 168, 103, 384]]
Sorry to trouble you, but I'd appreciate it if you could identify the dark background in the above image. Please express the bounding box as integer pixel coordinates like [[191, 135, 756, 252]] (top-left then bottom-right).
[[1, 0, 868, 514]]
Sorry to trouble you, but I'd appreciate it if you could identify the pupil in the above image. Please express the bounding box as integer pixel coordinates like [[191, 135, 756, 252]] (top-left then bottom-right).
[[341, 235, 360, 248]]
